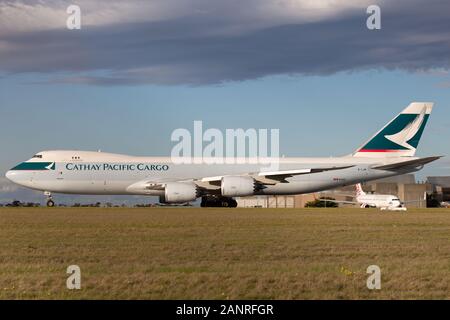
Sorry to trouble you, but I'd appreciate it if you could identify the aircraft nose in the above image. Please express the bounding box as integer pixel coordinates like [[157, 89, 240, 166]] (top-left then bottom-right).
[[5, 170, 15, 182], [5, 170, 33, 188], [5, 170, 22, 184]]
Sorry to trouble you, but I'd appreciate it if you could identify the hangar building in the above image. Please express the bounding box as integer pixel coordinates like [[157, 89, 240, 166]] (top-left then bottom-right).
[[236, 174, 442, 208]]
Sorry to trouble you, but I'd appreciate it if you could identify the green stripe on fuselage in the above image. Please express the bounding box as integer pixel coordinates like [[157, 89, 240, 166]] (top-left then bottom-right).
[[11, 162, 55, 170]]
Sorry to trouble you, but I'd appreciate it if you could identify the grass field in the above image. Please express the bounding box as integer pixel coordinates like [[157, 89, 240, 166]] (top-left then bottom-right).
[[0, 207, 449, 300]]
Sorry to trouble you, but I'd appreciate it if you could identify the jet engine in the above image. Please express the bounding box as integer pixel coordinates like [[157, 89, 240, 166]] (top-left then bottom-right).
[[160, 182, 199, 203], [221, 176, 256, 197]]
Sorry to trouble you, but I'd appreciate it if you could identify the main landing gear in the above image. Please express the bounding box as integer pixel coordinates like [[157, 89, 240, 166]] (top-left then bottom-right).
[[44, 191, 55, 207], [200, 196, 238, 208]]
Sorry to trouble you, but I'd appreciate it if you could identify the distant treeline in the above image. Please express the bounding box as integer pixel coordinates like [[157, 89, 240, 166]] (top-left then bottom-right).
[[1, 200, 40, 207], [0, 200, 191, 208]]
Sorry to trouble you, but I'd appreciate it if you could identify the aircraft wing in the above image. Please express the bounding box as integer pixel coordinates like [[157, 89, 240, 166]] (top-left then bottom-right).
[[128, 165, 355, 192], [402, 194, 427, 204], [254, 165, 355, 183], [200, 165, 355, 186], [320, 199, 358, 205], [324, 192, 356, 198], [402, 200, 426, 204], [372, 156, 442, 171]]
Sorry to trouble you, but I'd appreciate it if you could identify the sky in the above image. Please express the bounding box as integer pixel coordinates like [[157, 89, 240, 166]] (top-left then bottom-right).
[[1, 0, 450, 204]]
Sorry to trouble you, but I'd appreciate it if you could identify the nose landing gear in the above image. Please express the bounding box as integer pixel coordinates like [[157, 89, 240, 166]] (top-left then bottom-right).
[[44, 191, 55, 207]]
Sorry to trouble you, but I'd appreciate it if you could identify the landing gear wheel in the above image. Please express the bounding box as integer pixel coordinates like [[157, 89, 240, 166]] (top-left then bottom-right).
[[228, 199, 238, 208], [46, 199, 55, 207], [201, 196, 238, 207]]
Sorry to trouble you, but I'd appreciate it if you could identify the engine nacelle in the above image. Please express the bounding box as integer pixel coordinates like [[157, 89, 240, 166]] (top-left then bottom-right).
[[221, 176, 255, 197], [160, 182, 199, 203]]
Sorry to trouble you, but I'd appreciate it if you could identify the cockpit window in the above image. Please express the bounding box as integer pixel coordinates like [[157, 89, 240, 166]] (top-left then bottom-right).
[[32, 154, 43, 158]]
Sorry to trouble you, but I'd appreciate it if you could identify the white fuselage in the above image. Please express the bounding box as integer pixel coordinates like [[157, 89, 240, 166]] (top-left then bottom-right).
[[6, 150, 419, 197], [356, 194, 403, 209]]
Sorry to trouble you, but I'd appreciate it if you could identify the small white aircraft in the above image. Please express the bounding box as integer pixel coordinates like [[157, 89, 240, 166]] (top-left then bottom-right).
[[354, 183, 406, 211], [327, 183, 410, 211]]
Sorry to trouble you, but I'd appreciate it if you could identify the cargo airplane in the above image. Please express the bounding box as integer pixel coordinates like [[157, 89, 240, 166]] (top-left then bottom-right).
[[6, 102, 440, 207]]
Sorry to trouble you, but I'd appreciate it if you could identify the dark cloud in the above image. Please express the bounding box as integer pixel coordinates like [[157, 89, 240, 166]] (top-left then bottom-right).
[[1, 0, 450, 85]]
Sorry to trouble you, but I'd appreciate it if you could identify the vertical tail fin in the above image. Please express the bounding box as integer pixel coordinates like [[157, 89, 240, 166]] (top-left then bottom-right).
[[355, 183, 366, 197], [353, 102, 434, 158]]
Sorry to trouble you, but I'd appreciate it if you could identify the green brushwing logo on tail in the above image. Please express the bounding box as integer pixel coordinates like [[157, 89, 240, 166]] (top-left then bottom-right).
[[359, 109, 429, 153]]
